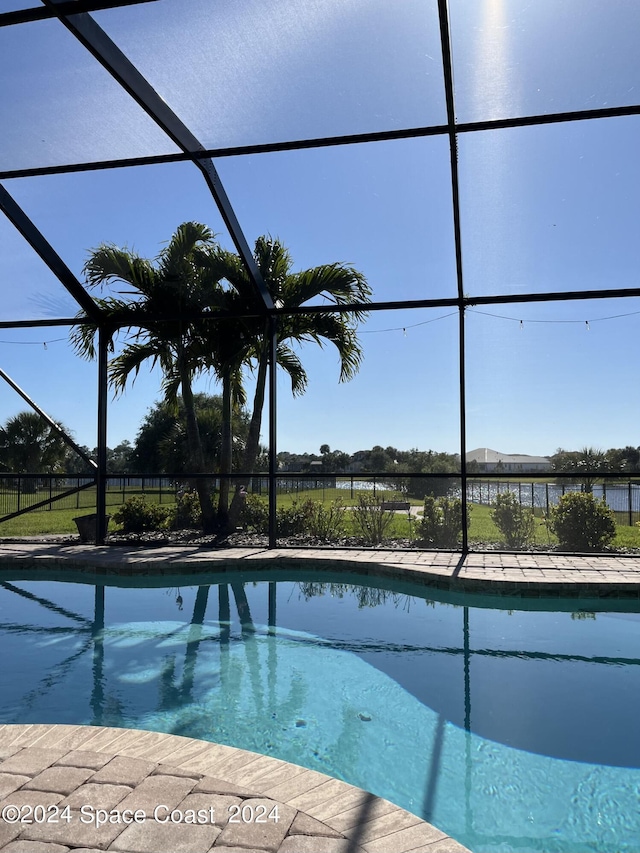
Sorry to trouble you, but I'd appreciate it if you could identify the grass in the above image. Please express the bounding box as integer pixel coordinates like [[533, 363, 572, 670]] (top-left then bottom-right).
[[275, 485, 422, 506], [611, 523, 640, 550], [0, 508, 90, 536], [467, 502, 640, 550], [467, 503, 556, 547]]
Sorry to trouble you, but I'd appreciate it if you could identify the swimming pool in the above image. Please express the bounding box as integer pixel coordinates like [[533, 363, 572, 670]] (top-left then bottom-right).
[[1, 569, 639, 853]]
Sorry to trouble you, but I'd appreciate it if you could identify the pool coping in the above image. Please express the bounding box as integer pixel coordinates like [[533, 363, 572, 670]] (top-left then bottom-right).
[[1, 543, 640, 598], [0, 724, 470, 853]]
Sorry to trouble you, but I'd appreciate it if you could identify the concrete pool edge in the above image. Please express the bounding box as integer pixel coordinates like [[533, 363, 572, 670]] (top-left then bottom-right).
[[1, 543, 640, 598], [0, 724, 469, 853]]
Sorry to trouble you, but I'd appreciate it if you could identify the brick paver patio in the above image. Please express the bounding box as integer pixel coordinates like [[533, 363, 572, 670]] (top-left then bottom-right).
[[0, 726, 468, 853]]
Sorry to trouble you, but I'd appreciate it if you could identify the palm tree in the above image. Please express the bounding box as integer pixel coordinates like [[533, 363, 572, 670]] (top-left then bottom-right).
[[576, 446, 609, 493], [71, 225, 370, 536], [207, 236, 371, 531], [0, 411, 70, 474], [70, 222, 224, 531], [132, 393, 249, 474]]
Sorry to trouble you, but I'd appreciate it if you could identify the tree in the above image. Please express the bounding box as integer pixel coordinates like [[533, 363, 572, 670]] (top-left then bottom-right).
[[329, 450, 350, 473], [575, 447, 609, 493], [65, 445, 95, 475], [466, 459, 480, 475], [0, 411, 69, 474], [71, 225, 370, 535], [551, 448, 580, 478], [131, 394, 249, 474], [317, 445, 349, 473], [365, 445, 392, 473], [396, 449, 459, 499], [71, 222, 225, 531], [552, 446, 609, 493], [106, 441, 134, 473], [208, 236, 371, 531], [606, 446, 640, 473]]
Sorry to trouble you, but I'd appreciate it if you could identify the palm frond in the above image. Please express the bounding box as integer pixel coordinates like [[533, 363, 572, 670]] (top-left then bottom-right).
[[160, 369, 183, 414], [69, 296, 144, 359], [281, 312, 364, 382], [159, 222, 216, 277], [284, 263, 371, 312], [83, 246, 157, 295], [209, 247, 258, 305], [255, 236, 292, 299], [109, 341, 167, 397], [275, 343, 307, 396], [69, 313, 99, 360], [230, 365, 247, 407]]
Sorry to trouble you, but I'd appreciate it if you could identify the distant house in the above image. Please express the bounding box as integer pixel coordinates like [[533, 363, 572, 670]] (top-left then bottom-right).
[[466, 448, 552, 473], [346, 450, 367, 474]]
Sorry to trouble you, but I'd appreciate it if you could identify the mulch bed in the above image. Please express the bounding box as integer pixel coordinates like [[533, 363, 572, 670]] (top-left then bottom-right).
[[1, 530, 639, 554]]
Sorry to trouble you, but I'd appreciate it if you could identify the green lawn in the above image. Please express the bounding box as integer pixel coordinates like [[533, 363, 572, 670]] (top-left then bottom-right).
[[610, 523, 640, 550], [467, 503, 556, 547], [275, 485, 418, 506], [467, 502, 640, 550]]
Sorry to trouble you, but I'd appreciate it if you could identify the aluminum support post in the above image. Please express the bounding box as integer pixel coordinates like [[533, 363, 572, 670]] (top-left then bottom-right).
[[268, 315, 278, 549], [96, 326, 109, 544]]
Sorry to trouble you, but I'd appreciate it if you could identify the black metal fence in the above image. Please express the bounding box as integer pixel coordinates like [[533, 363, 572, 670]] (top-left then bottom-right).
[[0, 473, 329, 523], [467, 479, 640, 526], [0, 475, 179, 521], [1, 472, 639, 535]]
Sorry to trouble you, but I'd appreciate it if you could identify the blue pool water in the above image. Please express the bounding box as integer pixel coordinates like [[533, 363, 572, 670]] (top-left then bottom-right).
[[0, 570, 639, 853]]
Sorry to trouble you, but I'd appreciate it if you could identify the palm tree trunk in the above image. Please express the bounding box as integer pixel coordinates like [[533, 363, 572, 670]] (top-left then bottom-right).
[[226, 345, 268, 531], [180, 585, 210, 700], [179, 365, 216, 533], [217, 366, 232, 524], [231, 582, 256, 634]]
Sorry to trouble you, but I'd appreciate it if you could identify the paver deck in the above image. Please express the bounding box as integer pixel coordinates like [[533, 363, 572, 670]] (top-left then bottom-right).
[[1, 542, 640, 598], [0, 726, 468, 853]]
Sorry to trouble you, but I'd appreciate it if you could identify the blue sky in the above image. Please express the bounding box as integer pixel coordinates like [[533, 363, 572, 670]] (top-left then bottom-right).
[[0, 0, 639, 459]]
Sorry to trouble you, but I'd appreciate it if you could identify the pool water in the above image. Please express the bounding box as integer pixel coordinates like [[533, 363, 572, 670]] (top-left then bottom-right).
[[0, 572, 639, 853]]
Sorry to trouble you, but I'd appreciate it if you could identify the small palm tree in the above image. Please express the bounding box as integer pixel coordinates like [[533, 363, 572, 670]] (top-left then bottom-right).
[[576, 447, 609, 493], [71, 222, 224, 531]]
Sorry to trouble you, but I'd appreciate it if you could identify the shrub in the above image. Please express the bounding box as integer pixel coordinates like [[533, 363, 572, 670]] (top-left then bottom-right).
[[277, 500, 313, 536], [307, 499, 347, 541], [548, 491, 616, 551], [113, 495, 170, 533], [167, 490, 203, 529], [242, 494, 269, 533], [491, 491, 535, 548], [241, 495, 316, 537], [351, 494, 394, 545], [420, 496, 466, 548]]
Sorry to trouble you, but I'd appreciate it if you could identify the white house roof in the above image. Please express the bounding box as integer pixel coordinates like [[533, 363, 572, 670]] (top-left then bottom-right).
[[466, 448, 551, 465]]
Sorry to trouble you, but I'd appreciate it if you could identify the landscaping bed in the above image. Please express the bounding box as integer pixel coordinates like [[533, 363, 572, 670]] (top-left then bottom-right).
[[2, 529, 640, 555]]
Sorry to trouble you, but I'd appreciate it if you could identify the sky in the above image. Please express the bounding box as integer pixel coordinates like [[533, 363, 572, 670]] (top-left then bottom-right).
[[0, 0, 639, 460]]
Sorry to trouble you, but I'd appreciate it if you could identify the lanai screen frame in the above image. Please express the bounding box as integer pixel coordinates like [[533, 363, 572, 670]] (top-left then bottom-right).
[[1, 0, 639, 548]]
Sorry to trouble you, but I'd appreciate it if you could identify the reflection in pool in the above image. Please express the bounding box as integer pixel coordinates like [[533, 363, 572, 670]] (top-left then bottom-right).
[[0, 572, 639, 853]]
